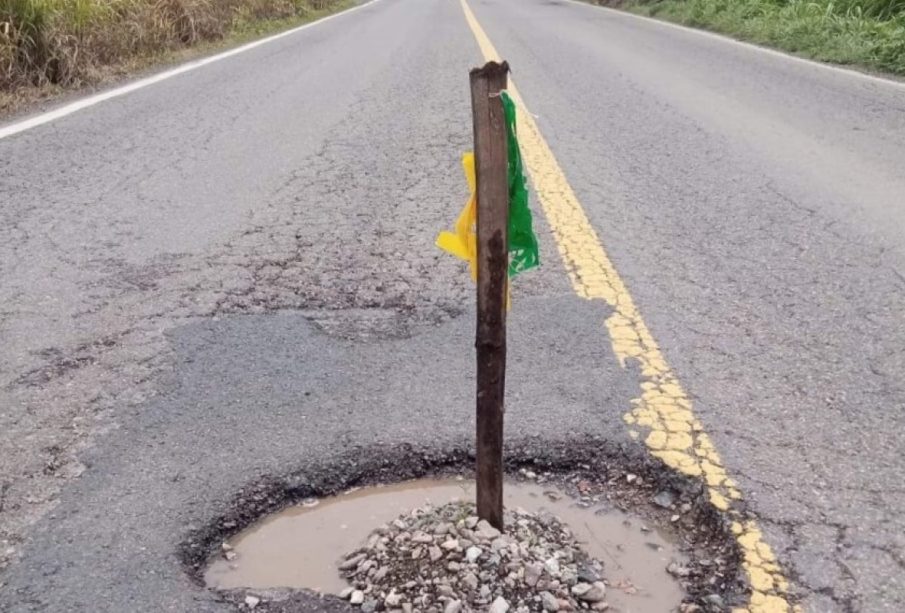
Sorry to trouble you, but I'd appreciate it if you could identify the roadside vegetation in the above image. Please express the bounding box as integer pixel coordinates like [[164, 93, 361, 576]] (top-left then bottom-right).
[[0, 0, 348, 112], [625, 0, 905, 76]]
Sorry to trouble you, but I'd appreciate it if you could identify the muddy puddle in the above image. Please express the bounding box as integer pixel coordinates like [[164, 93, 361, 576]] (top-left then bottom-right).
[[206, 479, 685, 611]]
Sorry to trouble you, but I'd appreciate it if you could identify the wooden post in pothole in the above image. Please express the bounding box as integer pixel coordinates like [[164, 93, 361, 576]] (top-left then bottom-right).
[[470, 60, 510, 532]]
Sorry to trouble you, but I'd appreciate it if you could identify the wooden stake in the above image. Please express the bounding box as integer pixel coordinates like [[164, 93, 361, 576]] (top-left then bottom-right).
[[470, 60, 509, 531]]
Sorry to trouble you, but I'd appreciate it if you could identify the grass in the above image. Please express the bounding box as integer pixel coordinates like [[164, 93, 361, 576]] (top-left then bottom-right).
[[0, 0, 351, 114], [616, 0, 905, 76]]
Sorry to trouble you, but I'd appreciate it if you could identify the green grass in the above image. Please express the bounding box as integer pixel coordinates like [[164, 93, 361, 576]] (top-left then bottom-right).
[[0, 0, 350, 112], [621, 0, 905, 76]]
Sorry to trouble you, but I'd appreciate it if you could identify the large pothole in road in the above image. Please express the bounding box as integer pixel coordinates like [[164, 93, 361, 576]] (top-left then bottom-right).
[[184, 443, 746, 612], [205, 478, 684, 612]]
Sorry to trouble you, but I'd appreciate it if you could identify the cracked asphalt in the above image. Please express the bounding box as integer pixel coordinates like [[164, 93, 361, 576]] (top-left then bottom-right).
[[1, 0, 904, 611]]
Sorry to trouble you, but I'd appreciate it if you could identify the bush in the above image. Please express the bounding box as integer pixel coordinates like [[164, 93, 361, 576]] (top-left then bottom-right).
[[0, 0, 342, 90], [631, 0, 905, 75]]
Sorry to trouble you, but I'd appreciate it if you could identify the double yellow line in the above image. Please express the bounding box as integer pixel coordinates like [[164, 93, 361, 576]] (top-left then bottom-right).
[[457, 1, 795, 611]]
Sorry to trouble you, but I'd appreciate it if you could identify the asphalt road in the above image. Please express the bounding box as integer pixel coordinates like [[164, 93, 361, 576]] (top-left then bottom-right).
[[1, 0, 904, 611]]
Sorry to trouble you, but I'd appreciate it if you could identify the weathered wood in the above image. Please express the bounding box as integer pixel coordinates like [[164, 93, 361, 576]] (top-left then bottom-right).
[[470, 60, 510, 532]]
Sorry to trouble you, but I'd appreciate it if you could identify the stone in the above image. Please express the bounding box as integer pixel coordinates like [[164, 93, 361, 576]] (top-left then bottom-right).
[[429, 546, 443, 562], [489, 596, 510, 613], [361, 600, 378, 613], [244, 595, 260, 610], [652, 491, 675, 509], [444, 600, 462, 613], [577, 582, 607, 603], [385, 592, 403, 607], [350, 590, 365, 605], [540, 591, 560, 611], [571, 583, 592, 598], [462, 572, 479, 591], [441, 539, 460, 551], [465, 546, 483, 563], [475, 520, 502, 540], [667, 561, 692, 578], [339, 587, 355, 599], [524, 562, 543, 587], [544, 557, 561, 576], [577, 561, 602, 583], [340, 553, 366, 570], [412, 531, 433, 543]]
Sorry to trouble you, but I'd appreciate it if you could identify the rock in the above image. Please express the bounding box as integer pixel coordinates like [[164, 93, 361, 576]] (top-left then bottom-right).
[[465, 546, 483, 563], [540, 591, 560, 611], [361, 600, 378, 613], [224, 551, 237, 561], [544, 557, 561, 576], [402, 605, 413, 613], [704, 594, 725, 608], [441, 539, 460, 551], [429, 546, 443, 562], [578, 582, 607, 603], [340, 553, 366, 570], [444, 600, 462, 613], [489, 596, 511, 613], [571, 583, 593, 598], [462, 572, 479, 591], [667, 561, 692, 578], [350, 590, 365, 605], [577, 561, 602, 583], [465, 516, 479, 529], [412, 531, 433, 543], [652, 491, 675, 509], [244, 595, 260, 610], [373, 566, 388, 581], [385, 592, 403, 607], [339, 587, 355, 599], [524, 562, 544, 587], [591, 602, 610, 611], [475, 520, 502, 540]]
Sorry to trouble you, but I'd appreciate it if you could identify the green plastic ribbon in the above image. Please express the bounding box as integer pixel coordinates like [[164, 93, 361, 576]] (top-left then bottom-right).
[[501, 90, 539, 277]]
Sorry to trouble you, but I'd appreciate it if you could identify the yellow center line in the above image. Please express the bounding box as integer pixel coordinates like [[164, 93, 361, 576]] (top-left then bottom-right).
[[458, 0, 796, 611]]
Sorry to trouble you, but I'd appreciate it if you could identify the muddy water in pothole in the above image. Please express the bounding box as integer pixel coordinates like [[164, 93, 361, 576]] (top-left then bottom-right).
[[205, 479, 685, 611]]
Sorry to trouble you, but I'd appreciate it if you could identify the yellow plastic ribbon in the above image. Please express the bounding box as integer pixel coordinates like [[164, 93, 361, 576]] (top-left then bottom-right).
[[436, 152, 478, 280]]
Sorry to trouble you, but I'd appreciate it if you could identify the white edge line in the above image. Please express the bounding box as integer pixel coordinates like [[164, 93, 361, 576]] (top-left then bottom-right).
[[561, 0, 905, 92], [0, 0, 383, 141]]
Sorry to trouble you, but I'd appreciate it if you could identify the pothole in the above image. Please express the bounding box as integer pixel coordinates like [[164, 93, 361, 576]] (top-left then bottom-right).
[[205, 478, 686, 611]]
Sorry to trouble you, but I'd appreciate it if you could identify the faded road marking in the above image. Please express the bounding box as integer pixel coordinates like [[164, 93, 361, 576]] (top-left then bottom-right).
[[459, 0, 795, 610]]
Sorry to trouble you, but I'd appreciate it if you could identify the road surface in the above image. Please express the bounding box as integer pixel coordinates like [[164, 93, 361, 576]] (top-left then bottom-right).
[[1, 0, 903, 611]]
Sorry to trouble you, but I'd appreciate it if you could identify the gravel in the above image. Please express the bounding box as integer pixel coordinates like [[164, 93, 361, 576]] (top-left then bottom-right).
[[337, 501, 610, 612]]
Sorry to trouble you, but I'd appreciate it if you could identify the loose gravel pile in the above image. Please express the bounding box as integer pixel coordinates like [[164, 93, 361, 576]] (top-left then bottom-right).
[[337, 501, 610, 612]]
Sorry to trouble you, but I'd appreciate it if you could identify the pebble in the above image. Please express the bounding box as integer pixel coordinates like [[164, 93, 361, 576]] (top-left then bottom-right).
[[350, 590, 365, 605], [540, 591, 560, 611], [244, 595, 260, 610], [465, 546, 483, 563], [489, 596, 511, 613], [444, 600, 463, 613]]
